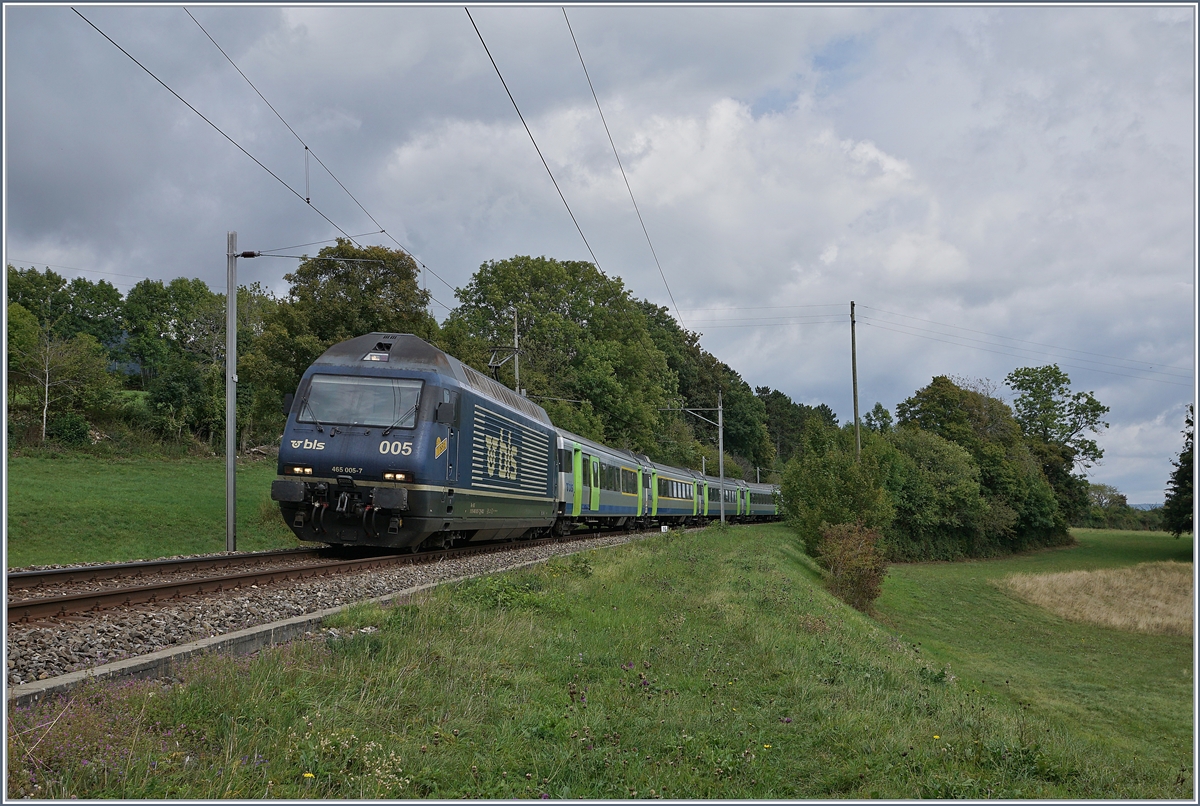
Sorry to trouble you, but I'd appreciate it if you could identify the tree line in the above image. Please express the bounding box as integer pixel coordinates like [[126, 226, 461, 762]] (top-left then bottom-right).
[[7, 242, 1191, 547], [7, 244, 789, 477]]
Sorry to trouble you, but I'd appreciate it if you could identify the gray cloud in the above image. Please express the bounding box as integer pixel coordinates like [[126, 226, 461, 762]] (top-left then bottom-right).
[[4, 5, 1193, 503]]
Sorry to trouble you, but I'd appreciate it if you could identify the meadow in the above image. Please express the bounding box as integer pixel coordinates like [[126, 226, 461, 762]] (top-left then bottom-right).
[[6, 522, 1193, 799], [6, 454, 302, 568], [875, 528, 1193, 784]]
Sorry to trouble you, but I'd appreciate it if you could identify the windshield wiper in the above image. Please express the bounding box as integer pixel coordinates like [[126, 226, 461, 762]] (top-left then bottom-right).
[[299, 396, 325, 432], [381, 402, 419, 437]]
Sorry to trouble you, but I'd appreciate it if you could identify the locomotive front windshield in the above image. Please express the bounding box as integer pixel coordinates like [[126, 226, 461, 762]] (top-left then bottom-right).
[[298, 375, 423, 429]]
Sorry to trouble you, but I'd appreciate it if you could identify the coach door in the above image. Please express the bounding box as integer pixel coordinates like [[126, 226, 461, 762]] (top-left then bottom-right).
[[572, 444, 583, 516], [590, 457, 601, 512]]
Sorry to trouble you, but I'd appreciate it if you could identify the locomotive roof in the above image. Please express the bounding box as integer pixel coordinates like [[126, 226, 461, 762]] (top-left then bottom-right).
[[312, 333, 552, 426]]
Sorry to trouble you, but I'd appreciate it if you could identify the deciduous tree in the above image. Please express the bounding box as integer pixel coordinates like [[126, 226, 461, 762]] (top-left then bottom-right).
[[1005, 365, 1109, 468], [9, 326, 114, 441], [897, 375, 1064, 547], [448, 255, 673, 456]]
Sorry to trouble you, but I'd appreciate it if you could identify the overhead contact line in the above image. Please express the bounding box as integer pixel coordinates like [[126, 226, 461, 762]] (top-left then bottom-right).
[[465, 7, 603, 272], [183, 8, 461, 312], [562, 7, 683, 327], [72, 7, 364, 247], [859, 305, 1193, 376]]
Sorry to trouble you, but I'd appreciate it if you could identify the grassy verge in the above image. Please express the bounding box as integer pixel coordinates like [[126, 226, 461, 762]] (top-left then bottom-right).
[[6, 524, 1191, 798], [874, 528, 1193, 787], [6, 454, 303, 568]]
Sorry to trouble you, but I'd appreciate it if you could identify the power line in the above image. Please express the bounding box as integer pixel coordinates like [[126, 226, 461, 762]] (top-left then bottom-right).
[[689, 314, 849, 325], [679, 303, 845, 312], [465, 7, 602, 271], [862, 320, 1192, 388], [184, 8, 460, 306], [562, 7, 682, 327], [7, 259, 152, 284], [857, 314, 1191, 382], [695, 320, 844, 329], [860, 305, 1192, 374], [252, 255, 454, 313], [72, 7, 361, 246]]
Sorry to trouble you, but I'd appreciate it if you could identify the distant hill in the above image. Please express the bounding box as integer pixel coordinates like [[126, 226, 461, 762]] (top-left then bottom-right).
[[1130, 503, 1162, 511]]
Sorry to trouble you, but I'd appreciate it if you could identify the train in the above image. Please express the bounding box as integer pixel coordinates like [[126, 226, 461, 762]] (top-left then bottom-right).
[[270, 332, 779, 550]]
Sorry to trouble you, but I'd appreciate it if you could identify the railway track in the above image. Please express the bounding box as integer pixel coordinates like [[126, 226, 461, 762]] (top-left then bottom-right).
[[6, 535, 587, 624]]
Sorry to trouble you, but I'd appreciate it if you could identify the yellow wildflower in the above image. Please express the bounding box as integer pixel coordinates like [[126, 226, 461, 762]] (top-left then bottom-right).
[[303, 772, 315, 779]]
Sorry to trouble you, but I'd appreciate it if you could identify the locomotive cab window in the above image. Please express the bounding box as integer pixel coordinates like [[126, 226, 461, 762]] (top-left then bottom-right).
[[298, 375, 422, 429]]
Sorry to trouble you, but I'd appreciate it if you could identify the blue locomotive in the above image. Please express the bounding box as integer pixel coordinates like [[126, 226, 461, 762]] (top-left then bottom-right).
[[271, 333, 778, 550]]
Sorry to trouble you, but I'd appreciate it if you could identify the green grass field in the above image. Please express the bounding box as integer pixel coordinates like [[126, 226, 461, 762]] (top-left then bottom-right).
[[6, 521, 1193, 798], [6, 454, 303, 567], [875, 528, 1193, 783]]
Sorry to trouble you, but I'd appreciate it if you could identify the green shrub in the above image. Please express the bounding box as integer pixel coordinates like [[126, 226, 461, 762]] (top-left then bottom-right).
[[47, 411, 90, 446], [779, 420, 893, 552], [882, 426, 988, 561], [814, 522, 888, 611]]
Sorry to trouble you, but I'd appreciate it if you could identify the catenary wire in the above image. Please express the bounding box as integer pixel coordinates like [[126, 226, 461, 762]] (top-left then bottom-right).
[[860, 304, 1192, 373], [464, 8, 675, 379], [862, 321, 1192, 388], [186, 7, 392, 252], [857, 314, 1191, 382], [562, 7, 682, 327], [183, 8, 461, 302], [72, 8, 365, 247], [256, 232, 384, 254], [253, 255, 454, 312], [73, 7, 362, 245], [466, 7, 603, 271]]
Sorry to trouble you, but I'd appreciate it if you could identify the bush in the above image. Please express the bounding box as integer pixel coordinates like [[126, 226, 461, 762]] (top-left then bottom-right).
[[814, 523, 888, 611], [779, 420, 893, 552], [882, 426, 989, 561], [47, 411, 90, 446]]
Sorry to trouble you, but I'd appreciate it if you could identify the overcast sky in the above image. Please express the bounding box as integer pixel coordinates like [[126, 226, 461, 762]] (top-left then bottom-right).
[[4, 4, 1195, 502]]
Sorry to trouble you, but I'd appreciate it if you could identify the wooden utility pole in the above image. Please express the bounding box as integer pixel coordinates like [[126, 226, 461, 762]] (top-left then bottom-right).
[[851, 300, 861, 462]]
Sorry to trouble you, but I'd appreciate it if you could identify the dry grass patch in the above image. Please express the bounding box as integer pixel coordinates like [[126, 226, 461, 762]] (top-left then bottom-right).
[[998, 561, 1193, 635]]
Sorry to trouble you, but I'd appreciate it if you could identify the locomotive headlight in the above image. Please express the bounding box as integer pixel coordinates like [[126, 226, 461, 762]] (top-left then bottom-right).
[[383, 471, 411, 482], [285, 465, 313, 476]]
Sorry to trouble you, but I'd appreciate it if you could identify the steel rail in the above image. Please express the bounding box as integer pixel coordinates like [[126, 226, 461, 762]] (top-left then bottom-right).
[[6, 548, 327, 591], [6, 534, 597, 624]]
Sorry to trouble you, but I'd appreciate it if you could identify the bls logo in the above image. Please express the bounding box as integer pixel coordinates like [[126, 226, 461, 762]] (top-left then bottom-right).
[[485, 429, 518, 480], [290, 439, 326, 450]]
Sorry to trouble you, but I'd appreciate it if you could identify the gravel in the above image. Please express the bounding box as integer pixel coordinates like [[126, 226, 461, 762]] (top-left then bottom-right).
[[6, 533, 649, 687]]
